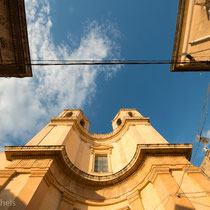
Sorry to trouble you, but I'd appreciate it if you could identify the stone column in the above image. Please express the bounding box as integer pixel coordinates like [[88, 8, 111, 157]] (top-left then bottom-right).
[[187, 166, 210, 196], [127, 190, 144, 210], [150, 167, 194, 210]]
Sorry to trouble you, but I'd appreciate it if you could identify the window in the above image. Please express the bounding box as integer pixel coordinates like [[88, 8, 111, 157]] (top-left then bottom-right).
[[90, 145, 113, 173], [94, 155, 108, 172], [80, 119, 85, 127], [116, 118, 122, 126], [64, 112, 73, 118], [128, 112, 133, 117]]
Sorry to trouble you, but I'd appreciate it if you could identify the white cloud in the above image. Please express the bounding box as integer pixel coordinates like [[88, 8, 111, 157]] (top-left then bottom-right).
[[0, 0, 121, 149]]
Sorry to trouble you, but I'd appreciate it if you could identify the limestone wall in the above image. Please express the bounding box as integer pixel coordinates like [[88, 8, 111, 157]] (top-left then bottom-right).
[[26, 109, 168, 174]]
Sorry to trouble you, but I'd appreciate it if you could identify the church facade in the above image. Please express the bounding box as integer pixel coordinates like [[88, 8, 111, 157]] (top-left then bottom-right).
[[0, 109, 210, 210]]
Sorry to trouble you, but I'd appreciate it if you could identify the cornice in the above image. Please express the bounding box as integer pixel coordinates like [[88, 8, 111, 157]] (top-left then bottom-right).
[[112, 108, 139, 122], [0, 169, 16, 178], [4, 144, 192, 187]]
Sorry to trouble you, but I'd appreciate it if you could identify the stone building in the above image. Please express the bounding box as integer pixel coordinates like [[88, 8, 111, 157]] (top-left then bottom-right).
[[171, 0, 210, 71], [0, 0, 32, 77], [0, 109, 210, 210], [200, 149, 210, 180]]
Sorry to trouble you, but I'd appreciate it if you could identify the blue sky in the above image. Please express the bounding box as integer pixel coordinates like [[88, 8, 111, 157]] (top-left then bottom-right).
[[0, 0, 209, 166]]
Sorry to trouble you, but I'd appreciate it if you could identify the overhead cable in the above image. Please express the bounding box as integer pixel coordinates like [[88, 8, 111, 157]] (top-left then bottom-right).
[[175, 83, 210, 195], [1, 59, 210, 66]]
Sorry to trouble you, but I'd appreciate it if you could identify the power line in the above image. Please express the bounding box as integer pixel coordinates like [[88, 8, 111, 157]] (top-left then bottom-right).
[[1, 59, 210, 66], [154, 191, 210, 210], [176, 83, 210, 195], [153, 194, 171, 210]]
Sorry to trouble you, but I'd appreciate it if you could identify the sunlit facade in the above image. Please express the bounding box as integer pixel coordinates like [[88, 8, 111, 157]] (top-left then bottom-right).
[[171, 0, 210, 71], [0, 109, 210, 209]]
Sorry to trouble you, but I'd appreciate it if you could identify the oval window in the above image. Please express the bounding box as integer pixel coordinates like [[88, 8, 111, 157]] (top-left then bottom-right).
[[80, 119, 85, 127], [65, 112, 73, 118], [116, 118, 122, 126]]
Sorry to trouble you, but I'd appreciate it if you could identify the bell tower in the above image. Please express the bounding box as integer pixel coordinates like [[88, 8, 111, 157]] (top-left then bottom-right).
[[0, 109, 209, 210]]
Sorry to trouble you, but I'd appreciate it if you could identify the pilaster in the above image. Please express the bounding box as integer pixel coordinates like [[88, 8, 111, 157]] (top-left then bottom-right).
[[150, 167, 194, 209], [8, 170, 49, 210], [187, 166, 210, 196], [58, 192, 76, 210], [127, 190, 144, 210], [0, 170, 16, 190]]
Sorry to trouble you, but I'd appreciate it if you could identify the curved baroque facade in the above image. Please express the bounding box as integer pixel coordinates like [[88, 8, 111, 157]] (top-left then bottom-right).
[[0, 109, 210, 210]]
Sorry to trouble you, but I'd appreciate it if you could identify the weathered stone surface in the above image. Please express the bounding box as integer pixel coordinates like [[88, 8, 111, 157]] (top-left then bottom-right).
[[0, 0, 32, 77], [0, 109, 210, 210], [171, 0, 210, 71]]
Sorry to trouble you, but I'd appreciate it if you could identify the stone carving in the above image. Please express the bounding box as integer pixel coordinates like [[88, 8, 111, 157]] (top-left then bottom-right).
[[17, 159, 36, 168], [7, 159, 22, 168], [32, 159, 51, 168], [0, 37, 7, 48], [0, 15, 6, 26]]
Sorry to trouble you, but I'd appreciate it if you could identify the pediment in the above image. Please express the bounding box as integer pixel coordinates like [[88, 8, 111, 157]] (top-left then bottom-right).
[[90, 144, 113, 151]]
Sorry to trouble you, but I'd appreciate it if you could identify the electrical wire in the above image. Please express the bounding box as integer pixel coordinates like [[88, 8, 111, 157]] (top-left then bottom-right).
[[1, 59, 210, 66], [153, 194, 171, 210], [153, 191, 210, 209], [175, 83, 210, 195]]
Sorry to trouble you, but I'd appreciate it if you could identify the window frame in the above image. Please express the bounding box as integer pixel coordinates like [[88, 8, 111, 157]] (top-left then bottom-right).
[[90, 145, 113, 174], [94, 155, 108, 172]]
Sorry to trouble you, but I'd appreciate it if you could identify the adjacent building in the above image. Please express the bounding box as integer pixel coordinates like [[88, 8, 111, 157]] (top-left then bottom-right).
[[0, 109, 210, 210], [200, 149, 210, 180], [171, 0, 210, 71], [0, 0, 32, 77]]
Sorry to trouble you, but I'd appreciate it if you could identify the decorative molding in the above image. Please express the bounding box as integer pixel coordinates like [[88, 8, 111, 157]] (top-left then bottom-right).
[[127, 190, 140, 204], [0, 0, 32, 77], [147, 167, 170, 183], [50, 117, 150, 142], [30, 170, 48, 177], [0, 170, 16, 190], [0, 15, 6, 27], [116, 206, 131, 210], [43, 170, 54, 186], [0, 170, 16, 178], [111, 108, 143, 122], [16, 159, 36, 168], [90, 144, 113, 154], [90, 144, 113, 173], [7, 159, 22, 168], [186, 166, 202, 174], [62, 192, 76, 206], [4, 144, 192, 187], [0, 37, 7, 48]]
